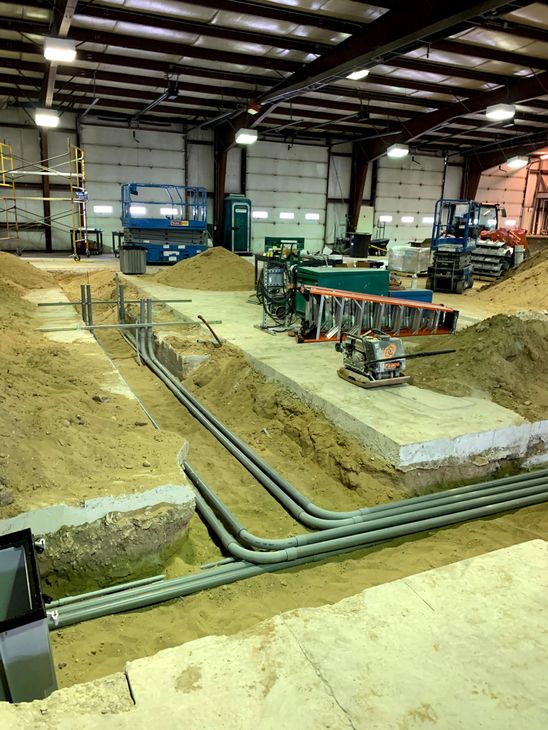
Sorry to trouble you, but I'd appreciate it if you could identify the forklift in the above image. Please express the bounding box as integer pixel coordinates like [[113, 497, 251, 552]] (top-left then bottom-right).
[[427, 199, 502, 294]]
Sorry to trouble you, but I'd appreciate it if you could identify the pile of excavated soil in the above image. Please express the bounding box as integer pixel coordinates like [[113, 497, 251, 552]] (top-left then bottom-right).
[[407, 314, 548, 421], [0, 256, 185, 519], [0, 251, 56, 292], [155, 247, 254, 290], [474, 248, 548, 310]]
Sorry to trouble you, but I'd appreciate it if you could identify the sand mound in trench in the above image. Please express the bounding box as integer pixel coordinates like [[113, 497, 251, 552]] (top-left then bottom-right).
[[474, 248, 548, 310], [407, 314, 548, 421], [155, 247, 254, 291]]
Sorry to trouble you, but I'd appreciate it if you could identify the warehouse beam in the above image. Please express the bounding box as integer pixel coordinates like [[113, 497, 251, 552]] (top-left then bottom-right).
[[347, 143, 369, 234], [38, 130, 52, 252], [73, 3, 332, 56], [8, 0, 366, 35], [66, 28, 301, 74], [259, 1, 513, 105], [431, 40, 548, 72], [357, 71, 548, 161], [42, 0, 78, 107]]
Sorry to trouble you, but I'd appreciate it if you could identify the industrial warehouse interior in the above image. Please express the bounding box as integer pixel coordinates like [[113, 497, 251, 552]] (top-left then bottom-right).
[[1, 0, 548, 726]]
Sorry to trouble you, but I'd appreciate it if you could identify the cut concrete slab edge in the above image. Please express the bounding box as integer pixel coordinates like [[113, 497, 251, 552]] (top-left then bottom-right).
[[1, 540, 546, 729], [0, 483, 194, 537], [125, 278, 548, 473], [245, 352, 548, 470]]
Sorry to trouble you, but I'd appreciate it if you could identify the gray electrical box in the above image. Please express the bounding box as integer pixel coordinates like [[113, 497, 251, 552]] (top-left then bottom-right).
[[0, 529, 57, 702]]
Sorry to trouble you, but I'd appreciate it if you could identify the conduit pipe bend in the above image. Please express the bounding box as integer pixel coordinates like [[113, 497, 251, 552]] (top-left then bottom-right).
[[127, 299, 548, 531], [185, 462, 548, 552]]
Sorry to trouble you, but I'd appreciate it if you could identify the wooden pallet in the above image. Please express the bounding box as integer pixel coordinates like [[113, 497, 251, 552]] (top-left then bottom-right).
[[337, 367, 410, 389]]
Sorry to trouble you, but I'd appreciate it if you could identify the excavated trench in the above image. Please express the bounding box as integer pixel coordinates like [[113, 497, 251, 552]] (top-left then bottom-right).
[[21, 270, 548, 688]]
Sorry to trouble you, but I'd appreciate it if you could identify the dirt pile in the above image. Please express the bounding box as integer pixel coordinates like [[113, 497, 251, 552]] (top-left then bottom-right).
[[0, 264, 185, 519], [155, 247, 254, 291], [181, 342, 395, 503], [0, 251, 56, 292], [475, 248, 548, 310], [407, 314, 548, 421]]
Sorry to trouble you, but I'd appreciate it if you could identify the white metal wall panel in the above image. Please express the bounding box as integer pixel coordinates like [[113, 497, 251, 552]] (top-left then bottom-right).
[[326, 202, 348, 243], [82, 124, 187, 246], [375, 155, 445, 244], [187, 141, 214, 191], [476, 166, 527, 223], [247, 141, 328, 252], [443, 164, 463, 199], [327, 154, 373, 204]]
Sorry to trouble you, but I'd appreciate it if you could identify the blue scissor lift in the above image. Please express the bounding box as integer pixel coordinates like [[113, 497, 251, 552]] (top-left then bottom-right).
[[120, 183, 208, 264]]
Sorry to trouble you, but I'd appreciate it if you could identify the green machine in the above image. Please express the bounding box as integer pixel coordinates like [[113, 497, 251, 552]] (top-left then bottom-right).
[[264, 236, 305, 252], [224, 194, 251, 253], [296, 266, 389, 315]]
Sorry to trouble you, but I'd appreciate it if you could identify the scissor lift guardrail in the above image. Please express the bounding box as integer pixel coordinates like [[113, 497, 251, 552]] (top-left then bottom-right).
[[298, 286, 459, 343]]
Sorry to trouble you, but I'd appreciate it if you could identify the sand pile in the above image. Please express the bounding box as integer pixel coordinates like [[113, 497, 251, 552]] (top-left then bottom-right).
[[155, 247, 254, 290], [407, 314, 548, 421], [475, 248, 548, 310], [0, 251, 55, 292], [0, 264, 185, 519]]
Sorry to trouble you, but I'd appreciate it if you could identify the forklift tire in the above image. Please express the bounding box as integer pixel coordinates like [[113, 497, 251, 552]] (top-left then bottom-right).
[[86, 250, 91, 258], [74, 254, 80, 261], [455, 280, 465, 294]]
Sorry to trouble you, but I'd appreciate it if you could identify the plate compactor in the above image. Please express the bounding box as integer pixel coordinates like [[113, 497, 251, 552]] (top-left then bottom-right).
[[336, 330, 455, 389]]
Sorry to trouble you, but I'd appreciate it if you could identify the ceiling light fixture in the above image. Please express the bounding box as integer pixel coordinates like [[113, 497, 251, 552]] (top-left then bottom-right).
[[387, 143, 409, 159], [485, 103, 515, 121], [507, 156, 528, 169], [44, 37, 76, 63], [235, 128, 258, 145], [247, 100, 261, 116], [34, 108, 60, 128], [346, 69, 369, 81]]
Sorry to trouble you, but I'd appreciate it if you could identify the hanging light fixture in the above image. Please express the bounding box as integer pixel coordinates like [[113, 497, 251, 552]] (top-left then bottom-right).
[[386, 143, 409, 159], [485, 103, 515, 121], [43, 37, 76, 63], [346, 69, 369, 81], [506, 156, 528, 169], [235, 129, 258, 145], [247, 100, 261, 116], [34, 108, 60, 128]]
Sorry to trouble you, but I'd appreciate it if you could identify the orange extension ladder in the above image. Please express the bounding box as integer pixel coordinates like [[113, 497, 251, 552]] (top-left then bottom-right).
[[298, 285, 459, 343]]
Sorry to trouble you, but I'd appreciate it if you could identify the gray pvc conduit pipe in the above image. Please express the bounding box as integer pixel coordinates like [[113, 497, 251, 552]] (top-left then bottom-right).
[[193, 479, 548, 565], [185, 462, 548, 552], [138, 300, 548, 524], [186, 461, 548, 545], [50, 476, 548, 630]]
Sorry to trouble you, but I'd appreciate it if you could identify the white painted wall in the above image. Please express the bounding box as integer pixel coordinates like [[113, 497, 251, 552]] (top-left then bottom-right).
[[476, 165, 528, 227], [2, 109, 474, 255], [374, 155, 448, 245], [246, 141, 328, 253]]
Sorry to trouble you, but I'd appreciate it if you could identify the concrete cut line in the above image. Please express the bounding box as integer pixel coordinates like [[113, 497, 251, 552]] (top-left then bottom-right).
[[0, 482, 194, 537]]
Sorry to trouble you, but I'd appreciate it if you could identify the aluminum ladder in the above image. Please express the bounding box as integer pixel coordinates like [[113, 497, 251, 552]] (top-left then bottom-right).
[[298, 285, 459, 343]]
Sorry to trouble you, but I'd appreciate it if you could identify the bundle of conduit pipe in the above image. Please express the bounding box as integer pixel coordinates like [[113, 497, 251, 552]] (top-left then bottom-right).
[[46, 291, 548, 629]]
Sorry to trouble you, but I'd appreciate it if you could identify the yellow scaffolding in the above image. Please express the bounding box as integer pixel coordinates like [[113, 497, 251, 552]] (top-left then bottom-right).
[[3, 140, 89, 259], [0, 141, 20, 250]]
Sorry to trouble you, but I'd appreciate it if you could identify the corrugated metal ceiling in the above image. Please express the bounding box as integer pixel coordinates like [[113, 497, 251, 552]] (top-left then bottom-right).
[[0, 0, 546, 160]]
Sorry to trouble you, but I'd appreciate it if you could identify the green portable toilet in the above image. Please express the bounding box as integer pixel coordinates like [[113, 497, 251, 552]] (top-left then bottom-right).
[[224, 194, 251, 253]]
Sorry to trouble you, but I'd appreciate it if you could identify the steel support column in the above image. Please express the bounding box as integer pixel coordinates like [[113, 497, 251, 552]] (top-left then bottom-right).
[[39, 130, 52, 252], [347, 142, 369, 233]]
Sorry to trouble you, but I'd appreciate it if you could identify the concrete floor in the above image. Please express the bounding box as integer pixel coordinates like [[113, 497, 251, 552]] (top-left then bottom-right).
[[2, 540, 546, 729], [123, 278, 548, 473]]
